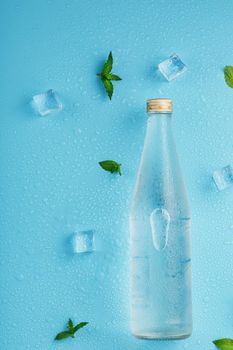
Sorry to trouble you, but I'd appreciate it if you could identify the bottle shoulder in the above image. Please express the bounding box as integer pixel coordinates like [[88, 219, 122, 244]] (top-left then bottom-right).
[[131, 114, 190, 218], [131, 154, 190, 218]]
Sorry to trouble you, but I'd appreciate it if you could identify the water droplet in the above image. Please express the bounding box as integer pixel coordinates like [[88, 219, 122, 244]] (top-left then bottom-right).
[[150, 208, 170, 251]]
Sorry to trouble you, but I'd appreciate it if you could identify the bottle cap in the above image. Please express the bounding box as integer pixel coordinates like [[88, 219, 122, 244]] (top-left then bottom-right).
[[147, 98, 173, 113]]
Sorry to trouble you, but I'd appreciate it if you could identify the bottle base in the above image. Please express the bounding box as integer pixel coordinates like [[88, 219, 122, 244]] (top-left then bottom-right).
[[132, 330, 192, 340]]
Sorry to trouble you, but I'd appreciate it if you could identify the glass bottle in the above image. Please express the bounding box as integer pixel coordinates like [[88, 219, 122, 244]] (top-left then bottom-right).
[[130, 99, 192, 339]]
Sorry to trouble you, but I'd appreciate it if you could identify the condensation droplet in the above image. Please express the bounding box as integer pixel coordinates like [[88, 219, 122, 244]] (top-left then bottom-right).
[[150, 208, 170, 251]]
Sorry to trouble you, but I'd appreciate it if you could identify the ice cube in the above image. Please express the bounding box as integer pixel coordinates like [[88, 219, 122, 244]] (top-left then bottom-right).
[[31, 89, 62, 116], [213, 165, 233, 191], [72, 230, 95, 254], [158, 53, 187, 81]]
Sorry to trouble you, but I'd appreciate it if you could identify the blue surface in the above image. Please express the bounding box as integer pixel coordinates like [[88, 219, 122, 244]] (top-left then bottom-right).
[[1, 1, 233, 349]]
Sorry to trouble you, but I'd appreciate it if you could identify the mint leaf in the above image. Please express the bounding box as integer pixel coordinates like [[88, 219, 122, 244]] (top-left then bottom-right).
[[117, 164, 122, 176], [106, 73, 122, 81], [55, 319, 88, 341], [73, 322, 89, 333], [55, 331, 72, 340], [68, 319, 74, 332], [224, 66, 233, 88], [97, 52, 122, 99], [102, 79, 113, 100], [213, 339, 233, 350], [99, 160, 122, 176], [102, 51, 113, 75]]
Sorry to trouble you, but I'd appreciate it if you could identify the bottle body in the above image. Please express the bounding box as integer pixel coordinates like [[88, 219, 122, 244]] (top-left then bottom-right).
[[130, 109, 192, 339]]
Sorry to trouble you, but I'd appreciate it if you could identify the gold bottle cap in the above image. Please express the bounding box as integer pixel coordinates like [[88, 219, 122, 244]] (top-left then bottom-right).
[[147, 98, 173, 113]]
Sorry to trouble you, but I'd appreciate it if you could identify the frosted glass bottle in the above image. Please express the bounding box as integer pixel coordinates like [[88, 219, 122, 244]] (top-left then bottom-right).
[[130, 99, 192, 340]]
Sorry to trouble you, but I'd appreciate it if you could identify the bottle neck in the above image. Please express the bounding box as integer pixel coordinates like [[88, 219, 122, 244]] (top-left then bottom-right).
[[144, 112, 174, 160], [147, 111, 172, 118], [147, 112, 173, 134]]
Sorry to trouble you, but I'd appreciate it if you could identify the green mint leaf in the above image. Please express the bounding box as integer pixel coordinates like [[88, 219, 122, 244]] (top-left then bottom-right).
[[97, 52, 121, 99], [106, 73, 122, 81], [55, 331, 72, 341], [117, 164, 122, 176], [68, 319, 74, 332], [213, 339, 233, 350], [102, 51, 113, 75], [55, 319, 88, 341], [99, 160, 122, 175], [73, 322, 89, 333], [102, 78, 113, 100], [224, 66, 233, 88]]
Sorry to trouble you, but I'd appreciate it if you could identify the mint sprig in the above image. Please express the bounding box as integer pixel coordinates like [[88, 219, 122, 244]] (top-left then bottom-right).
[[55, 319, 88, 341], [224, 66, 233, 88], [97, 52, 122, 100], [99, 160, 122, 175], [213, 338, 233, 350]]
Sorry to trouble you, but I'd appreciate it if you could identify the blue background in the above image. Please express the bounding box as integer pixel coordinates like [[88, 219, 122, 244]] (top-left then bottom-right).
[[1, 0, 233, 349]]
